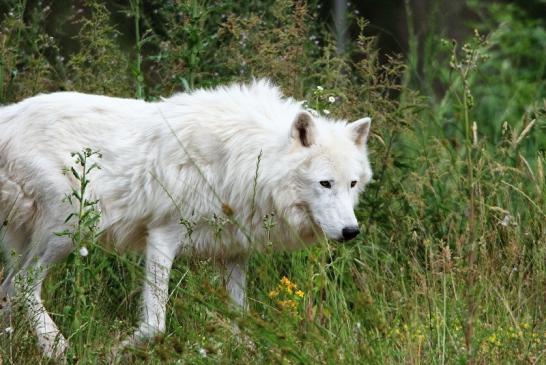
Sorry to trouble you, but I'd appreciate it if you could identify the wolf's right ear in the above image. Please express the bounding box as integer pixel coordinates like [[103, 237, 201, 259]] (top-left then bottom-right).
[[291, 112, 315, 147]]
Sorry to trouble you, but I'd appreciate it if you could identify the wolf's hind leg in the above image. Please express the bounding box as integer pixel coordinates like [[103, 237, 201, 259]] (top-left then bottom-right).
[[0, 226, 30, 328], [19, 262, 68, 359], [6, 222, 73, 359], [20, 229, 73, 359]]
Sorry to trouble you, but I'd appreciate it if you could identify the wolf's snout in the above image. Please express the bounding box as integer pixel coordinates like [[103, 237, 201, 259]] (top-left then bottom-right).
[[341, 226, 360, 241]]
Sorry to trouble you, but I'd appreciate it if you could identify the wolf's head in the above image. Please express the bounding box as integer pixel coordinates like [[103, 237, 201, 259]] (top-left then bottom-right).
[[289, 112, 372, 242]]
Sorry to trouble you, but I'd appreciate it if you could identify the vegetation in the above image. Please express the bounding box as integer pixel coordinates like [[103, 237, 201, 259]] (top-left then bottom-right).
[[0, 0, 544, 363]]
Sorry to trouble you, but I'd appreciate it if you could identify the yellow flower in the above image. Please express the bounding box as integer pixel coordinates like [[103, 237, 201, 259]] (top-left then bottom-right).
[[295, 290, 304, 298], [268, 290, 279, 299], [487, 333, 500, 346], [278, 300, 297, 310], [280, 276, 298, 294], [281, 276, 291, 287]]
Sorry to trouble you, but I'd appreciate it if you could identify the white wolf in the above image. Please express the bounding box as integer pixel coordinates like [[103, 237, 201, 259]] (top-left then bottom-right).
[[0, 80, 372, 358]]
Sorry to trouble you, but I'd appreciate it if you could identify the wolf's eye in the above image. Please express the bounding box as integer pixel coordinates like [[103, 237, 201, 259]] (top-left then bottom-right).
[[319, 181, 331, 188], [350, 181, 357, 188]]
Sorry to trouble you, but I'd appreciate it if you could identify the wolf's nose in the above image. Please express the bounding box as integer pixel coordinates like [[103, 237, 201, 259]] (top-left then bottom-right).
[[342, 226, 360, 241]]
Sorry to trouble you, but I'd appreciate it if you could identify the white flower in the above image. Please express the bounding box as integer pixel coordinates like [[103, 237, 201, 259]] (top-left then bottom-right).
[[500, 214, 511, 227], [328, 96, 336, 103], [198, 348, 207, 357], [322, 109, 330, 115], [4, 327, 13, 334], [316, 86, 324, 91], [79, 246, 89, 257]]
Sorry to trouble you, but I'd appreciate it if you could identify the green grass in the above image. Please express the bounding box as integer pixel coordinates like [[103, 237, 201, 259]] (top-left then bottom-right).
[[0, 0, 545, 363]]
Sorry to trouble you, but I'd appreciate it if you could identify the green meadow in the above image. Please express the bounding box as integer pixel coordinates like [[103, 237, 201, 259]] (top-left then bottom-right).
[[0, 1, 545, 363]]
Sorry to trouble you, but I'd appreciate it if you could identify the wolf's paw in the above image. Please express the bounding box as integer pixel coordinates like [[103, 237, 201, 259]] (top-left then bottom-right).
[[38, 332, 68, 360], [119, 330, 147, 350], [231, 321, 256, 353], [118, 326, 162, 351]]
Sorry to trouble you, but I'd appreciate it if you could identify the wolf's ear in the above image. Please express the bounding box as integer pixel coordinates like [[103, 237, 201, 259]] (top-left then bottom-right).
[[291, 112, 316, 147], [348, 117, 371, 147]]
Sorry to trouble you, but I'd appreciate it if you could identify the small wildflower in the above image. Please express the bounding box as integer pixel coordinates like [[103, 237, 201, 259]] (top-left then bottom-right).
[[322, 109, 330, 115], [500, 214, 511, 226], [269, 276, 303, 313], [4, 327, 13, 334], [268, 290, 279, 299], [316, 86, 324, 91], [487, 333, 500, 346], [198, 347, 207, 357], [281, 276, 291, 287], [328, 96, 336, 103], [79, 246, 89, 257], [278, 299, 297, 310]]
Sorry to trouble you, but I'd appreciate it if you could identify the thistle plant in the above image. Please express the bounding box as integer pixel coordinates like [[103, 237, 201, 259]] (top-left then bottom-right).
[[58, 148, 102, 338], [60, 148, 102, 247]]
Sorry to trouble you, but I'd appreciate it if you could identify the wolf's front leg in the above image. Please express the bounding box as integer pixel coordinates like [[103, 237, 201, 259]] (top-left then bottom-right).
[[224, 257, 248, 310], [122, 225, 180, 348], [224, 257, 257, 350]]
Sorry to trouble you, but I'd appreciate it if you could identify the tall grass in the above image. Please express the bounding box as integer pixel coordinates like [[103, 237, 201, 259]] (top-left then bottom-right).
[[0, 0, 544, 364]]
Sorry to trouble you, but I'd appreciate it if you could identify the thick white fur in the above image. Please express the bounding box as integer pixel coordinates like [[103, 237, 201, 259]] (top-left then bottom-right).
[[0, 80, 372, 357]]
